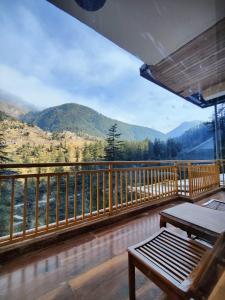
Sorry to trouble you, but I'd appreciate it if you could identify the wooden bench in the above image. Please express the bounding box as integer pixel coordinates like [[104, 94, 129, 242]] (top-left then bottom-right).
[[128, 228, 225, 300], [203, 199, 225, 211]]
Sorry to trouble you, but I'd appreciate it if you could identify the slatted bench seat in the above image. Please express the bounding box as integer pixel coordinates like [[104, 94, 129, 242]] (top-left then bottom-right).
[[128, 228, 225, 300], [203, 199, 225, 211]]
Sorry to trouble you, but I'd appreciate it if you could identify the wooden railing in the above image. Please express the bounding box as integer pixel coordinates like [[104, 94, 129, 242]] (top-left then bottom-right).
[[0, 160, 222, 247], [188, 164, 220, 197]]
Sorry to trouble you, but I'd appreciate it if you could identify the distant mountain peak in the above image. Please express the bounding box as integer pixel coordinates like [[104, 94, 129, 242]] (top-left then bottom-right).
[[22, 102, 166, 141], [167, 121, 202, 138]]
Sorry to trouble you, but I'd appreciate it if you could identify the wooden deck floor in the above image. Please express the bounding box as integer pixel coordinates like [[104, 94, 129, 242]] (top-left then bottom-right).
[[0, 192, 224, 300]]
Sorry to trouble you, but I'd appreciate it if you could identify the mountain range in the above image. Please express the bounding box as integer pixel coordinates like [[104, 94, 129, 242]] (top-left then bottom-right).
[[22, 103, 168, 141], [0, 93, 202, 141], [167, 121, 202, 138]]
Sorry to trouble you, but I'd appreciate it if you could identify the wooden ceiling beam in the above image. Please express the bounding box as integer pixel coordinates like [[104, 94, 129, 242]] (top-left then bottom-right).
[[150, 17, 225, 98]]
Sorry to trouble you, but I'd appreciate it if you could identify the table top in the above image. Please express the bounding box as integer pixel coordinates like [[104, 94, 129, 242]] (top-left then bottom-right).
[[160, 203, 225, 235]]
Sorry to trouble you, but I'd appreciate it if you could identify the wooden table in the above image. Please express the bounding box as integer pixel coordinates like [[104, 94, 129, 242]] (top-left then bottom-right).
[[160, 203, 225, 243]]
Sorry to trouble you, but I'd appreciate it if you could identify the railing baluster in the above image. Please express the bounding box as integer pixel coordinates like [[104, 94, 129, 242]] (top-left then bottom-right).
[[168, 167, 171, 196], [115, 171, 118, 210], [125, 171, 128, 208], [89, 173, 93, 218], [120, 171, 123, 209], [143, 169, 146, 202], [179, 163, 182, 195], [184, 163, 186, 196], [188, 163, 193, 197], [157, 168, 160, 199], [56, 175, 60, 228], [151, 169, 154, 199], [23, 178, 27, 238], [135, 170, 137, 205], [108, 163, 113, 215], [74, 173, 77, 223], [36, 176, 40, 234], [103, 172, 106, 213], [130, 171, 133, 206], [96, 173, 99, 216], [82, 174, 85, 219], [164, 167, 166, 196], [173, 166, 176, 196], [46, 175, 50, 230], [147, 170, 150, 201], [201, 166, 204, 192], [153, 169, 156, 199], [169, 167, 172, 196], [139, 170, 142, 203], [65, 174, 69, 225], [10, 178, 15, 241], [161, 168, 164, 197], [165, 167, 168, 197]]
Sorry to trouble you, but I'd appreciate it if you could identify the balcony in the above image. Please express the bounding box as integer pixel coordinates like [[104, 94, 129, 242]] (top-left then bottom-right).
[[0, 160, 225, 299]]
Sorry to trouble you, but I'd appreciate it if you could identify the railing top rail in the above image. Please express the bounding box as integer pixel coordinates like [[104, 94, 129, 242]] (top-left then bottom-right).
[[0, 160, 219, 169], [0, 165, 179, 179]]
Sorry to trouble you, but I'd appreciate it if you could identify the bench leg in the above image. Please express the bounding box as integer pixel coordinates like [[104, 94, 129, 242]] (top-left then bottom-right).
[[128, 254, 135, 300], [187, 232, 192, 238]]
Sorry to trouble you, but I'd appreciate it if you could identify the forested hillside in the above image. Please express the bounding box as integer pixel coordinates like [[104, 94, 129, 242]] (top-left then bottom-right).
[[22, 103, 166, 141], [175, 123, 212, 152], [0, 112, 100, 168]]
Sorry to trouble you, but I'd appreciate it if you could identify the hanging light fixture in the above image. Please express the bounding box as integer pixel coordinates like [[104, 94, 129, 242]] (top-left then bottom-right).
[[75, 0, 107, 12]]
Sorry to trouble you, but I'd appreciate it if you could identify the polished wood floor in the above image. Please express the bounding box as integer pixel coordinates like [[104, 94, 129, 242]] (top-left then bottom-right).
[[0, 192, 224, 300]]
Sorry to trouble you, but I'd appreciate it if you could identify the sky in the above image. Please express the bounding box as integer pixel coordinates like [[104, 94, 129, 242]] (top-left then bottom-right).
[[0, 0, 213, 133]]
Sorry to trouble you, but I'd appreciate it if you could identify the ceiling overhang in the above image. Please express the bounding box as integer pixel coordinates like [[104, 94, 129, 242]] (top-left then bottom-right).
[[48, 0, 225, 108], [140, 17, 225, 108]]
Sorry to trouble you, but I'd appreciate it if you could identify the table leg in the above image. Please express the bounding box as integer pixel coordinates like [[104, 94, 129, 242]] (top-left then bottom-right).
[[160, 216, 167, 228], [128, 254, 135, 300]]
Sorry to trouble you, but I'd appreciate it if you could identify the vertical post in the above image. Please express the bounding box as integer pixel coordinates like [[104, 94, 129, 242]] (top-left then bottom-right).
[[128, 253, 136, 300], [23, 178, 27, 238], [82, 174, 85, 219], [96, 173, 100, 216], [174, 162, 179, 196], [216, 160, 220, 187], [10, 178, 15, 241], [65, 173, 69, 225], [46, 175, 50, 230], [108, 163, 113, 214], [214, 103, 220, 160], [103, 172, 106, 213], [188, 163, 193, 197], [74, 173, 77, 223], [56, 175, 60, 228], [36, 175, 40, 234], [89, 173, 93, 218], [214, 104, 221, 187]]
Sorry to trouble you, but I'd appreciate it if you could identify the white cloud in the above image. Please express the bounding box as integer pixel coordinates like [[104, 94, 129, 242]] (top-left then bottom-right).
[[0, 3, 140, 88], [0, 64, 69, 108], [0, 63, 135, 123]]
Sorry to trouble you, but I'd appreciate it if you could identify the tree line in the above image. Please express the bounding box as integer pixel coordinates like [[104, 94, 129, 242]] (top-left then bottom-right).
[[81, 123, 182, 162]]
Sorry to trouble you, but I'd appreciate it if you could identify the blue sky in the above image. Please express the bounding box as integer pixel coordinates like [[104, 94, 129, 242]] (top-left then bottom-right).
[[0, 0, 213, 133]]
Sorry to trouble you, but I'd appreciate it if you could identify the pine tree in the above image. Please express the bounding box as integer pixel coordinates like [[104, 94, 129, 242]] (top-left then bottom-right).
[[0, 132, 10, 162], [104, 124, 123, 161]]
